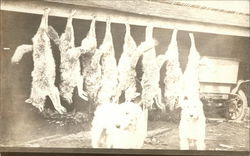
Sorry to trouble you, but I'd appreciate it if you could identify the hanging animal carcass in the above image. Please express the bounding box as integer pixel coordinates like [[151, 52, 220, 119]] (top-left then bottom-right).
[[96, 18, 118, 104], [47, 10, 88, 104], [141, 26, 167, 110], [164, 29, 183, 111], [180, 33, 201, 97], [80, 17, 103, 105], [178, 33, 206, 150], [115, 23, 157, 103], [11, 8, 66, 114]]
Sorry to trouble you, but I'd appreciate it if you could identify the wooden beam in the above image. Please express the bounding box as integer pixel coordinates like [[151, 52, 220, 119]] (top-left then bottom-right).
[[1, 0, 249, 37], [45, 0, 249, 28]]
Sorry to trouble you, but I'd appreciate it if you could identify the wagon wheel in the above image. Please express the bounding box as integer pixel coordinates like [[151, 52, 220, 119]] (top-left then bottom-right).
[[226, 90, 247, 121]]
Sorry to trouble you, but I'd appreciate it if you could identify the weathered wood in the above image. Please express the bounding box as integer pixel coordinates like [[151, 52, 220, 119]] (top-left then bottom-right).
[[46, 0, 249, 27], [21, 132, 90, 146], [22, 134, 62, 145], [219, 144, 234, 149], [207, 118, 226, 122], [1, 0, 249, 37], [44, 131, 91, 142], [147, 127, 171, 138]]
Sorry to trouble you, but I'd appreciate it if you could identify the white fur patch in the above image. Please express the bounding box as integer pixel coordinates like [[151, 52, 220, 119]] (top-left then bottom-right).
[[179, 96, 206, 150], [91, 102, 145, 149]]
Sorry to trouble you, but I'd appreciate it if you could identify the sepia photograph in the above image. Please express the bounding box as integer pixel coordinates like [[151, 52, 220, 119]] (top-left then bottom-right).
[[0, 0, 249, 155]]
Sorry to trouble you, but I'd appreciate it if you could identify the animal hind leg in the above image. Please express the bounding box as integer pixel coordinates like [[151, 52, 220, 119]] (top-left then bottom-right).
[[48, 86, 66, 114], [25, 88, 35, 104], [154, 88, 165, 111], [39, 8, 50, 29], [31, 94, 46, 112], [77, 75, 88, 101], [125, 85, 140, 102]]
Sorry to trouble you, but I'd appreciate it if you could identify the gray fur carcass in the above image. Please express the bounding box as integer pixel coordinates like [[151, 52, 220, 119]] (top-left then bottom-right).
[[11, 8, 66, 114]]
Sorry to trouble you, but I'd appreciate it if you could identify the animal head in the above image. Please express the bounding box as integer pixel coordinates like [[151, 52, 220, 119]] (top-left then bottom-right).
[[179, 96, 204, 120], [113, 102, 142, 131]]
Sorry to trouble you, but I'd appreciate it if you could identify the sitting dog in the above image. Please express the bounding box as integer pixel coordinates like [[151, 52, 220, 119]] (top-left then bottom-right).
[[91, 102, 145, 149], [179, 96, 206, 150]]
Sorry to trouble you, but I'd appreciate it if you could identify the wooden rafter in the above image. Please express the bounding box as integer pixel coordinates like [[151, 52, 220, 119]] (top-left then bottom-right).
[[1, 0, 249, 37]]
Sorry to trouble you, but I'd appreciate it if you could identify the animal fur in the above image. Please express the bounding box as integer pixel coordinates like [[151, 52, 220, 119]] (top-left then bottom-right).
[[179, 96, 206, 150], [47, 10, 88, 104], [11, 8, 66, 114], [164, 29, 183, 111], [80, 17, 102, 105], [97, 18, 118, 104], [91, 102, 146, 148], [116, 23, 157, 102], [141, 26, 166, 110], [179, 33, 206, 150], [180, 33, 201, 97]]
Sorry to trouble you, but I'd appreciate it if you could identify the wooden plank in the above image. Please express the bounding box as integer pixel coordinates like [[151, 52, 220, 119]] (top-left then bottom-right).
[[147, 127, 171, 138], [46, 0, 249, 28], [23, 134, 62, 145], [1, 0, 249, 37]]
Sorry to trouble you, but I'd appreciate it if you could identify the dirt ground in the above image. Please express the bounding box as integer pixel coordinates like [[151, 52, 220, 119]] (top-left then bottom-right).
[[0, 108, 249, 151]]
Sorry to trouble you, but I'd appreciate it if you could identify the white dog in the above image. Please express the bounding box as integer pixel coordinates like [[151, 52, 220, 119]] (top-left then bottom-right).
[[179, 96, 206, 150], [91, 102, 145, 149]]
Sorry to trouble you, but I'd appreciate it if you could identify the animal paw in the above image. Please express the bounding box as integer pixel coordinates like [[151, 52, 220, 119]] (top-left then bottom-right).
[[32, 104, 44, 112], [67, 98, 73, 104], [37, 106, 44, 112], [25, 98, 32, 103], [78, 90, 88, 101], [55, 106, 67, 114], [79, 92, 88, 101]]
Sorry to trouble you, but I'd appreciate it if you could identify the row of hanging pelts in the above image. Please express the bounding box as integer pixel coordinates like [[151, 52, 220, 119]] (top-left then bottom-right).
[[11, 9, 201, 114]]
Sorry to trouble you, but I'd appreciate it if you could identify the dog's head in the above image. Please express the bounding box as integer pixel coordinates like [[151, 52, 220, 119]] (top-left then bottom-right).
[[180, 96, 203, 120], [113, 102, 142, 131]]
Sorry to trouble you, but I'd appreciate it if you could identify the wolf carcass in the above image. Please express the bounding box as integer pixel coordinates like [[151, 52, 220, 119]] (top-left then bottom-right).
[[115, 23, 157, 102], [47, 10, 89, 104], [80, 17, 102, 105], [96, 18, 118, 104], [141, 26, 167, 110], [11, 8, 66, 114], [179, 33, 206, 150], [164, 29, 183, 111]]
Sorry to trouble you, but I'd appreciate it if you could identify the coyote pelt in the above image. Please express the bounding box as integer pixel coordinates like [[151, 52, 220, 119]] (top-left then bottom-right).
[[91, 102, 145, 148], [141, 26, 166, 110], [116, 24, 158, 103], [97, 19, 118, 104], [53, 10, 88, 103], [11, 8, 66, 114], [179, 33, 205, 150], [81, 17, 102, 104], [31, 28, 56, 111], [116, 24, 138, 102], [164, 29, 182, 111], [181, 33, 201, 97]]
